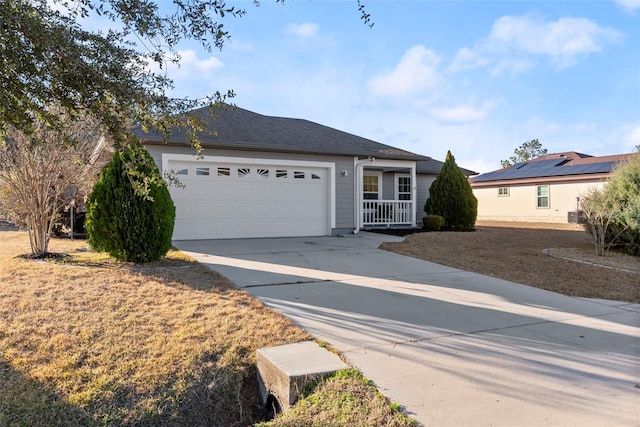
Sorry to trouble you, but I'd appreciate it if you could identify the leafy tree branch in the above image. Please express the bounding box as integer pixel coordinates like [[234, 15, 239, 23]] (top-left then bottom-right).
[[500, 139, 547, 168]]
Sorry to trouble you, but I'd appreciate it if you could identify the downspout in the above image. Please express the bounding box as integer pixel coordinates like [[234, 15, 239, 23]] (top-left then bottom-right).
[[353, 156, 376, 234]]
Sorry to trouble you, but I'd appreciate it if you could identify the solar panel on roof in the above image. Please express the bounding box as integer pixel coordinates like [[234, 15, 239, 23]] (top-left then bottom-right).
[[524, 158, 567, 169], [473, 160, 617, 182]]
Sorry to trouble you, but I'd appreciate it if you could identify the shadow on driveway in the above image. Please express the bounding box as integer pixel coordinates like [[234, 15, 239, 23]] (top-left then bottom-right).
[[175, 234, 640, 426]]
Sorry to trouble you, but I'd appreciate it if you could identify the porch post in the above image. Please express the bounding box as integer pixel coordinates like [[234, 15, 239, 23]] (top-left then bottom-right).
[[411, 163, 417, 226]]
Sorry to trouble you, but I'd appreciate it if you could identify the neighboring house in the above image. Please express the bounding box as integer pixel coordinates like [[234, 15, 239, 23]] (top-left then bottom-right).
[[133, 106, 468, 240], [470, 151, 634, 224]]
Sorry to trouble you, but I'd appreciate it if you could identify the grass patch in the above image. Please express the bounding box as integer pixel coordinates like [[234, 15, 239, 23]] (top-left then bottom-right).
[[0, 232, 310, 426], [1, 231, 415, 426], [257, 369, 416, 427]]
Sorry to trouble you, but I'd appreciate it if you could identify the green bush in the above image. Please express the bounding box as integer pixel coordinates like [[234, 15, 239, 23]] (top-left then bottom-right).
[[586, 220, 640, 256], [613, 223, 640, 256], [424, 150, 477, 231], [422, 214, 444, 231], [85, 141, 175, 263], [581, 153, 640, 256]]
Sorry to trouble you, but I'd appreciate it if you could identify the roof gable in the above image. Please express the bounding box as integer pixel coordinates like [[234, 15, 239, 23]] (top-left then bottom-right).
[[132, 106, 428, 161]]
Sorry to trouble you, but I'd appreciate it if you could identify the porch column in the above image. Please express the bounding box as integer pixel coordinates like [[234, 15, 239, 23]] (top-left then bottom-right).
[[353, 157, 375, 233], [411, 163, 417, 226]]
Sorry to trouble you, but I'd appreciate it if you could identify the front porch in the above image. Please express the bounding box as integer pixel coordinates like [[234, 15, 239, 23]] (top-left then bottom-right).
[[354, 158, 419, 231]]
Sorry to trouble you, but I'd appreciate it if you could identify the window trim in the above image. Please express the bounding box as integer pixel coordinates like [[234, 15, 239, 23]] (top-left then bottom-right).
[[536, 184, 549, 209]]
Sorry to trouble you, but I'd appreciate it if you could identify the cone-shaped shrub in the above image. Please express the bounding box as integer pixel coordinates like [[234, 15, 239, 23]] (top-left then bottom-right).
[[424, 150, 477, 231], [85, 140, 175, 262]]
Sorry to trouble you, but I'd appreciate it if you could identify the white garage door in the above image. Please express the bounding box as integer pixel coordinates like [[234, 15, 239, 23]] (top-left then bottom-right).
[[167, 159, 331, 240]]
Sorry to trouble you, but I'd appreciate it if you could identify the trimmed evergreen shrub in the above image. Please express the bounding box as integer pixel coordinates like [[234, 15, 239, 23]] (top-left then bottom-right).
[[424, 150, 477, 231], [85, 141, 175, 263], [422, 214, 445, 231]]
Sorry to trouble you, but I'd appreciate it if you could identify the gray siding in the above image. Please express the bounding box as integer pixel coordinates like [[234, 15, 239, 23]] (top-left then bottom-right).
[[416, 174, 436, 223], [144, 144, 356, 232]]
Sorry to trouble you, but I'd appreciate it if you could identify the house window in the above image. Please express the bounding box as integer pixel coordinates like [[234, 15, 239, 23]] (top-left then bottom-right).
[[537, 185, 549, 208], [498, 187, 509, 197], [196, 167, 210, 176], [363, 173, 380, 200], [396, 175, 411, 201]]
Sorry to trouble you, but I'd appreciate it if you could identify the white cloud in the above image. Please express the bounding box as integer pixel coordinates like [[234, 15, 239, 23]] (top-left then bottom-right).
[[449, 47, 488, 73], [367, 45, 442, 97], [429, 105, 487, 123], [178, 50, 223, 73], [450, 15, 624, 74], [614, 0, 640, 13], [624, 124, 640, 148], [146, 50, 223, 75], [144, 50, 223, 97], [429, 98, 501, 124], [285, 22, 319, 38], [493, 16, 623, 68]]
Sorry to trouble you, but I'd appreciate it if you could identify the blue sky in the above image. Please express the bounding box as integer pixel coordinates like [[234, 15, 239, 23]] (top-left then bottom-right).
[[140, 1, 639, 172]]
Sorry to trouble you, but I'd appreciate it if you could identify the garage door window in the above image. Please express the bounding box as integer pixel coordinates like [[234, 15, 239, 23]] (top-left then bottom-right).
[[294, 171, 305, 179], [257, 168, 269, 178], [276, 170, 288, 178], [217, 167, 230, 177], [196, 167, 210, 176], [238, 168, 250, 177], [176, 168, 188, 175]]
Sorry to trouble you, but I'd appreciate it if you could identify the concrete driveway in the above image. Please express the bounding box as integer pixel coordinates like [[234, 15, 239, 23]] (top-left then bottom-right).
[[174, 232, 639, 426]]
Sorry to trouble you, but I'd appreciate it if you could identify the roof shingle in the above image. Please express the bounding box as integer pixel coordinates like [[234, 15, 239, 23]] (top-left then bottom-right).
[[133, 106, 429, 161]]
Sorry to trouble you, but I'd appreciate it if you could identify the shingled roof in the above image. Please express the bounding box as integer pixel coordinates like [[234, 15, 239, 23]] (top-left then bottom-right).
[[471, 151, 634, 184], [133, 106, 429, 161], [417, 158, 477, 177]]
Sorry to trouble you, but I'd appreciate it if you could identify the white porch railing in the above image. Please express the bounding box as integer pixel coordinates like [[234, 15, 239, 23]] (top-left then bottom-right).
[[362, 200, 414, 226]]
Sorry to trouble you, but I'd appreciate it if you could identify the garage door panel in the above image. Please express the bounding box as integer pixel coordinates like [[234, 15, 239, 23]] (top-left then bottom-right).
[[169, 160, 331, 239], [211, 204, 234, 220]]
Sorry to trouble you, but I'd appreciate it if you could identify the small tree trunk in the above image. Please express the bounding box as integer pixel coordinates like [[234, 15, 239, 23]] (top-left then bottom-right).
[[28, 211, 51, 256], [595, 224, 605, 256]]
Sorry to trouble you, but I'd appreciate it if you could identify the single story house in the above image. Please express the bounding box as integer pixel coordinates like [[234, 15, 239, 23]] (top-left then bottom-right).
[[470, 151, 634, 224], [133, 106, 474, 240]]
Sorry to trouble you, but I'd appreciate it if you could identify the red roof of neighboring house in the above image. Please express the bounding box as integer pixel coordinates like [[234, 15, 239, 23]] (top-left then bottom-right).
[[531, 151, 633, 166]]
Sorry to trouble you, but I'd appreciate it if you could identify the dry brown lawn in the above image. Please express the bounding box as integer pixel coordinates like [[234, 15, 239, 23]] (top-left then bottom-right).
[[0, 231, 414, 426], [381, 221, 639, 304], [0, 231, 310, 426]]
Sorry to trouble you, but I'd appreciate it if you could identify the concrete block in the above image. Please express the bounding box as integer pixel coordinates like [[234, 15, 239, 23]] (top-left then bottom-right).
[[256, 341, 350, 413]]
